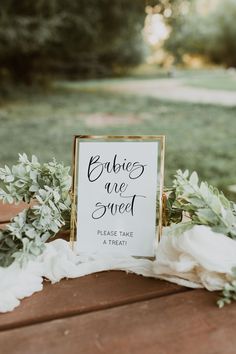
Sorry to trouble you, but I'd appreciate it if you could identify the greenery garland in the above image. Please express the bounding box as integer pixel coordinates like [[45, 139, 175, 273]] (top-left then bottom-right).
[[0, 155, 236, 307], [0, 154, 71, 267], [166, 170, 236, 239]]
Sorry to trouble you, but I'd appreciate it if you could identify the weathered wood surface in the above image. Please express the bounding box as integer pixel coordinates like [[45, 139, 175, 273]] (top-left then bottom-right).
[[0, 204, 232, 354], [0, 290, 232, 354], [0, 201, 27, 224], [0, 272, 186, 331]]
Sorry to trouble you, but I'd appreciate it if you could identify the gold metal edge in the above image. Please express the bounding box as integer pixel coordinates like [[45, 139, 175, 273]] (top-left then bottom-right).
[[70, 135, 166, 255], [74, 134, 165, 141], [70, 136, 78, 249], [158, 136, 166, 242]]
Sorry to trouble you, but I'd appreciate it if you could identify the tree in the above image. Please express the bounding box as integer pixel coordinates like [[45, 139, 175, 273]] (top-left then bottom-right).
[[164, 0, 236, 67], [0, 0, 146, 83]]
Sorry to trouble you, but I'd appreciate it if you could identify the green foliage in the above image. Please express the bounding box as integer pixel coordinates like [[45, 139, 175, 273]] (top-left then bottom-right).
[[165, 0, 236, 67], [218, 267, 236, 308], [0, 0, 145, 83], [163, 188, 183, 225], [0, 154, 71, 267], [172, 170, 236, 238]]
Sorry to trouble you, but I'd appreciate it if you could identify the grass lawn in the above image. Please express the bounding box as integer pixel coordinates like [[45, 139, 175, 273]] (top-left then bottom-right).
[[178, 68, 236, 91], [0, 83, 235, 199], [129, 65, 236, 91]]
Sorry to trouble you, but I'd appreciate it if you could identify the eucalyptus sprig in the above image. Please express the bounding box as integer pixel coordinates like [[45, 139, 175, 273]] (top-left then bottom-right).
[[218, 267, 236, 308], [0, 154, 71, 267], [171, 170, 236, 238]]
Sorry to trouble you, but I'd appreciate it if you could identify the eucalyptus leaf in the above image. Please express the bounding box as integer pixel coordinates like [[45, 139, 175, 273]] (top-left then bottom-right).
[[172, 170, 236, 239], [0, 154, 71, 267]]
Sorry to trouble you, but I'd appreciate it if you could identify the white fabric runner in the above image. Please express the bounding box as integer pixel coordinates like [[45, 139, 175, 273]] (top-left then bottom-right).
[[1, 225, 236, 313]]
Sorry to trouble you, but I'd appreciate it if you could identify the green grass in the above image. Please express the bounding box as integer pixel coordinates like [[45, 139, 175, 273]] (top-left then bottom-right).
[[54, 68, 236, 93], [180, 69, 236, 91], [0, 83, 235, 199], [126, 65, 236, 91]]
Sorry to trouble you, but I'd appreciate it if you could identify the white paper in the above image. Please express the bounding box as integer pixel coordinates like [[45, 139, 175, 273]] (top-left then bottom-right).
[[76, 142, 158, 257]]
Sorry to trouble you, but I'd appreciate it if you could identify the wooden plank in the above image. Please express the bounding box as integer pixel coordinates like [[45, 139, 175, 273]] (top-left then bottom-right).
[[0, 202, 28, 224], [0, 271, 186, 331], [0, 289, 234, 354]]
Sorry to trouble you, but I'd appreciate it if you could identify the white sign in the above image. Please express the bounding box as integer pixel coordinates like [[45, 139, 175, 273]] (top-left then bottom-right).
[[75, 141, 159, 257]]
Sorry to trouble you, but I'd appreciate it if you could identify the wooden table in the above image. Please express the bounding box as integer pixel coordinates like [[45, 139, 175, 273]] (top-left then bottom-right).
[[0, 203, 235, 354]]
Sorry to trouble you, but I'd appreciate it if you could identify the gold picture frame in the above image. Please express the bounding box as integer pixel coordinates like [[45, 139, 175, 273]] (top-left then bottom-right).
[[70, 135, 165, 256]]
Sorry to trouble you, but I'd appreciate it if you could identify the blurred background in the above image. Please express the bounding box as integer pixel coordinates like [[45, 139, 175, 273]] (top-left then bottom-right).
[[0, 0, 235, 198]]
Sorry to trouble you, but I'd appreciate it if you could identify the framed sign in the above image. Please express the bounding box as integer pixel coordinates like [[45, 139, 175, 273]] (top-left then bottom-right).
[[70, 135, 165, 258]]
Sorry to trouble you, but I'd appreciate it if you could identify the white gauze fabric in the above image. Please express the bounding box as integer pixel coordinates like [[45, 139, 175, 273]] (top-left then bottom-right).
[[0, 225, 236, 313]]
